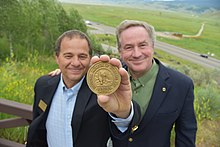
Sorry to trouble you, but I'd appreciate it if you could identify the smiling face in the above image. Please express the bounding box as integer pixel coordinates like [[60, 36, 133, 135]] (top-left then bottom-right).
[[119, 26, 154, 79], [56, 36, 91, 88]]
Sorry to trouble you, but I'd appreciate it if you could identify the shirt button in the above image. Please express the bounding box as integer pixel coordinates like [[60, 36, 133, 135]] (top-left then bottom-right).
[[128, 137, 133, 142]]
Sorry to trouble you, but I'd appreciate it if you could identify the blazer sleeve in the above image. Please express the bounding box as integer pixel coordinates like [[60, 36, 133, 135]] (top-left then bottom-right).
[[175, 79, 197, 146], [109, 100, 142, 140], [32, 77, 41, 120]]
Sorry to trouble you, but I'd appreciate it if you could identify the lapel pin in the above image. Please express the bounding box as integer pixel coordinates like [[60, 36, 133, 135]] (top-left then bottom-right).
[[131, 125, 138, 133], [162, 87, 166, 92]]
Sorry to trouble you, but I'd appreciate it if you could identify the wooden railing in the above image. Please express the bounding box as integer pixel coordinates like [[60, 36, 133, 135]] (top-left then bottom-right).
[[0, 98, 115, 147], [0, 98, 32, 147]]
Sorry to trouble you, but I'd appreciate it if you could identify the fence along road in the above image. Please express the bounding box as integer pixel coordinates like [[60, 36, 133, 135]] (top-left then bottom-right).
[[86, 21, 220, 69]]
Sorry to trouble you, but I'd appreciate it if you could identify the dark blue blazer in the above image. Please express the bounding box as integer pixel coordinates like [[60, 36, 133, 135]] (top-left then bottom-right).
[[26, 75, 110, 147], [111, 58, 197, 147]]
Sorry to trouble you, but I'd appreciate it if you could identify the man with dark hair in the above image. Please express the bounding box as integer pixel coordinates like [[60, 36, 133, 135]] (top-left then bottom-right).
[[27, 30, 133, 147]]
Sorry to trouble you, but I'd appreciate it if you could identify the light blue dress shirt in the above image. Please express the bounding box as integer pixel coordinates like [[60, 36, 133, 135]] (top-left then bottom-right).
[[46, 75, 84, 147]]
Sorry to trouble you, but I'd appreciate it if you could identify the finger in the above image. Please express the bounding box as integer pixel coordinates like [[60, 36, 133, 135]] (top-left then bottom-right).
[[97, 95, 109, 103], [119, 67, 130, 85], [99, 55, 110, 62], [48, 69, 60, 76], [48, 71, 54, 76], [109, 58, 122, 68], [97, 95, 110, 110], [55, 69, 61, 75], [90, 56, 100, 65]]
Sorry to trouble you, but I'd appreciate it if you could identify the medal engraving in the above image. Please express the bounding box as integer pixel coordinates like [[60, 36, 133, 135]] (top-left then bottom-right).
[[87, 61, 121, 95]]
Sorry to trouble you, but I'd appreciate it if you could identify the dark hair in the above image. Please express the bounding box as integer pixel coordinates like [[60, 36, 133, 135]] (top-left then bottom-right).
[[55, 30, 92, 56]]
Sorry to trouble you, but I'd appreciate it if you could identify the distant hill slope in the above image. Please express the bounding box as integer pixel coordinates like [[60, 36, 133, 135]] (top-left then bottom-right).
[[149, 0, 220, 14], [201, 11, 220, 19], [59, 0, 220, 14]]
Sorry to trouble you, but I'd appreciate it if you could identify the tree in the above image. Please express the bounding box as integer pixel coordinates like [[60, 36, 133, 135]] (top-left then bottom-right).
[[0, 0, 93, 60], [0, 0, 23, 58]]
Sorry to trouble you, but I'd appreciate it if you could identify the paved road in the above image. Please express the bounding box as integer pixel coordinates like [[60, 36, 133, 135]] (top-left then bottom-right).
[[87, 21, 220, 69], [155, 41, 220, 69]]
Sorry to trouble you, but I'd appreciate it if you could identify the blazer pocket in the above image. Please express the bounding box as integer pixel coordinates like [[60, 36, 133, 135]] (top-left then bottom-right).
[[154, 109, 179, 124]]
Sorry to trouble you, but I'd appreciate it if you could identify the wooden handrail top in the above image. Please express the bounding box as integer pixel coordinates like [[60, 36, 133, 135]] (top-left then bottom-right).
[[0, 117, 31, 129], [0, 98, 33, 120], [0, 138, 25, 147]]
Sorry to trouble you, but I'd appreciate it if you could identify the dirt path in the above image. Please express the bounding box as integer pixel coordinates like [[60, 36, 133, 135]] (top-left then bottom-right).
[[156, 23, 205, 39], [183, 23, 205, 38]]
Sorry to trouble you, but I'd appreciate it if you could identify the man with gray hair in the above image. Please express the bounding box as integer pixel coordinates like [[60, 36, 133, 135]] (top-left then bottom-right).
[[107, 19, 197, 147]]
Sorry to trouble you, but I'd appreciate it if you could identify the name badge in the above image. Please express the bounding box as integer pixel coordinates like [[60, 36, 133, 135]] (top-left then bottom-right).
[[38, 99, 47, 112]]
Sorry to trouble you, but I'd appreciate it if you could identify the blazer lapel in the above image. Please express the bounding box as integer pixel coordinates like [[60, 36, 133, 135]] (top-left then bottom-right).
[[141, 60, 171, 126], [37, 75, 60, 117], [71, 78, 93, 143]]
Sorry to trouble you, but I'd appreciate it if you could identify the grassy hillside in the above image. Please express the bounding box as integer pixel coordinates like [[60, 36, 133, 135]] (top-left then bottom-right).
[[62, 3, 220, 60], [0, 2, 219, 146]]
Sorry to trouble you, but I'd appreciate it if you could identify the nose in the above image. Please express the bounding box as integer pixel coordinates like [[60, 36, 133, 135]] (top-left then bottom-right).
[[70, 57, 81, 66], [132, 46, 141, 57]]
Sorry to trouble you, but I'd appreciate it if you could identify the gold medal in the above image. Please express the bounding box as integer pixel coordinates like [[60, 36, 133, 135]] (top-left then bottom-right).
[[87, 61, 121, 95]]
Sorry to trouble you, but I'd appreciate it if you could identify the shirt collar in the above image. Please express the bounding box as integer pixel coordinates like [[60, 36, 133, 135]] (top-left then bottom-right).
[[60, 74, 85, 94], [130, 60, 159, 87]]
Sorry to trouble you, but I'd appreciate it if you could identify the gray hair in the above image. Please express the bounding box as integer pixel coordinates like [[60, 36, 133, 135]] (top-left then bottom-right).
[[116, 20, 156, 51], [55, 30, 92, 56]]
